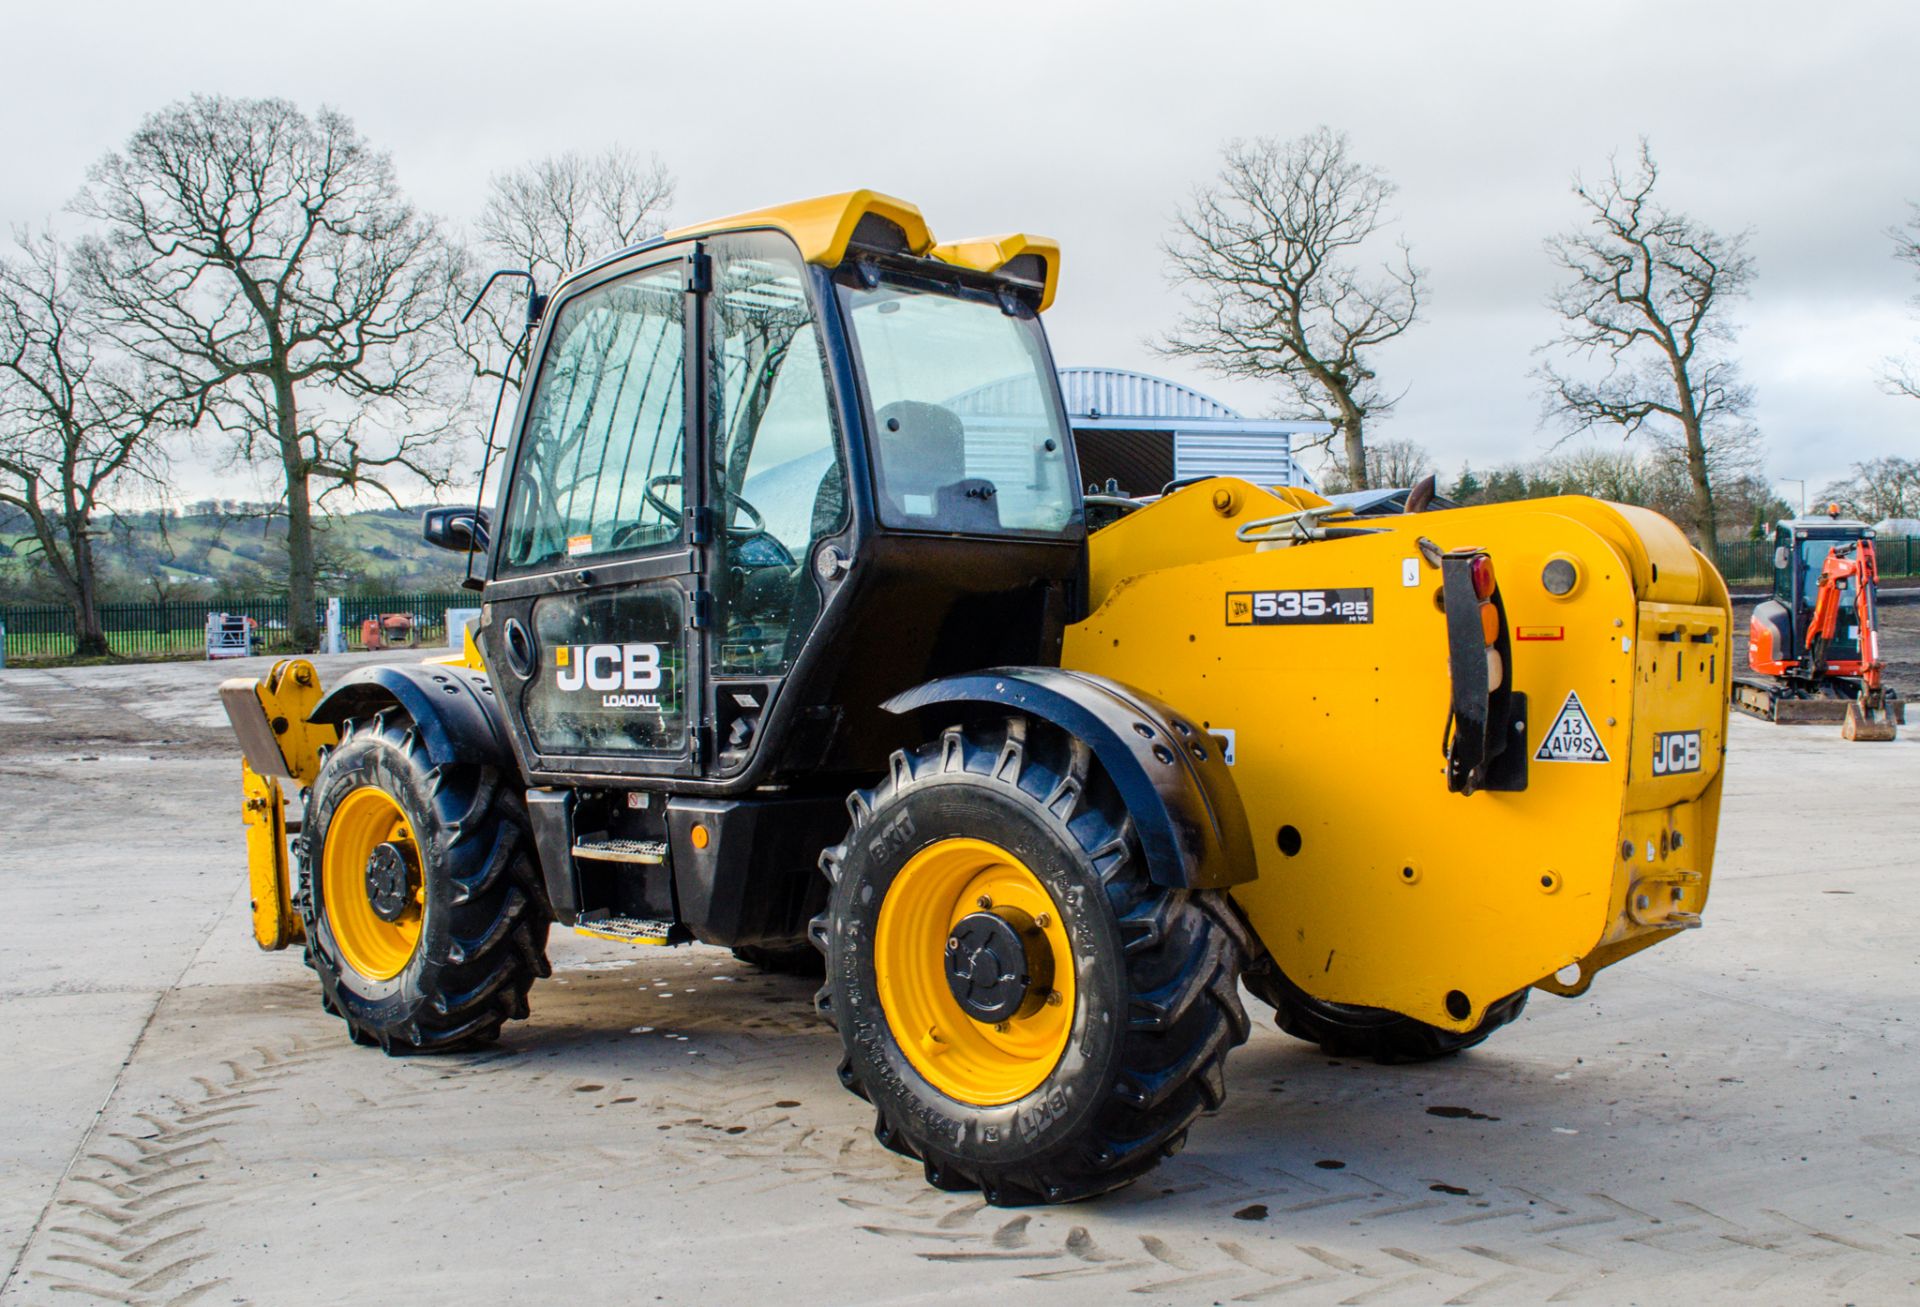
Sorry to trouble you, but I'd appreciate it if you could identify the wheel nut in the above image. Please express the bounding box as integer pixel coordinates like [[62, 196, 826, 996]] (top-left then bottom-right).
[[1034, 912, 1051, 929], [993, 1021, 1010, 1033], [976, 895, 992, 909], [1046, 990, 1063, 1007]]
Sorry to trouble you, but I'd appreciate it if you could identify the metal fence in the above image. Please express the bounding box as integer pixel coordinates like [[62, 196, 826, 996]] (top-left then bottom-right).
[[1, 592, 473, 661], [7, 540, 1920, 659], [1714, 536, 1920, 583]]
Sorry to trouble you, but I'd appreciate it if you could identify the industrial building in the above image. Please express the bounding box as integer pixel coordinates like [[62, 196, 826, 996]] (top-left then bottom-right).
[[1056, 367, 1330, 497]]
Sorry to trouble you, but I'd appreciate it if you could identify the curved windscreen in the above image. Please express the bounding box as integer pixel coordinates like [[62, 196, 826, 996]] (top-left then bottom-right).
[[841, 276, 1076, 536]]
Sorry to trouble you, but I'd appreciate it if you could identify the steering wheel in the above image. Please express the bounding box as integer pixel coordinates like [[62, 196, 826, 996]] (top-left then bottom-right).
[[643, 474, 767, 537]]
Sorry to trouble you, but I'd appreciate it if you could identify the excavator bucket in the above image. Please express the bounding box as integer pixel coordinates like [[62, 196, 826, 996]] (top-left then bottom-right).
[[1065, 481, 1731, 1033], [1843, 696, 1898, 741]]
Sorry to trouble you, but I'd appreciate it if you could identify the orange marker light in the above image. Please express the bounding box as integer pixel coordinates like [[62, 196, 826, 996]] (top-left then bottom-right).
[[1479, 602, 1500, 645], [690, 824, 710, 849]]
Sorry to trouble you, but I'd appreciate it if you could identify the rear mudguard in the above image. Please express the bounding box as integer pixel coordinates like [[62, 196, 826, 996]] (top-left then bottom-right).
[[1064, 480, 1732, 1033], [307, 664, 515, 774], [884, 667, 1256, 890]]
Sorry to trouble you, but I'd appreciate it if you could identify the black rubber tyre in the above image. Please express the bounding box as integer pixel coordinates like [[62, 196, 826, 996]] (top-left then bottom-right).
[[298, 710, 552, 1053], [811, 716, 1251, 1206], [1245, 962, 1529, 1064], [731, 943, 826, 977]]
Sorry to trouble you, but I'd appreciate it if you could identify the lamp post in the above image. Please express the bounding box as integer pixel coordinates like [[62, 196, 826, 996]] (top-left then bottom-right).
[[1780, 478, 1806, 517]]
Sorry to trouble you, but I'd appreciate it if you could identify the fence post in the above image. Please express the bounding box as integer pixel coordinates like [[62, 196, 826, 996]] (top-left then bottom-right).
[[0, 617, 7, 670], [325, 597, 343, 654]]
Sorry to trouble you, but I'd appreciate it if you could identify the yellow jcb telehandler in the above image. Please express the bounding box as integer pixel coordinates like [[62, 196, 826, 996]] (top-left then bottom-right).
[[224, 190, 1732, 1205]]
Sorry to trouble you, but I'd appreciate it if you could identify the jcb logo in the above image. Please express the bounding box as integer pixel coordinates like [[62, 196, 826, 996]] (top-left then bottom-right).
[[1651, 730, 1702, 776], [555, 643, 662, 693]]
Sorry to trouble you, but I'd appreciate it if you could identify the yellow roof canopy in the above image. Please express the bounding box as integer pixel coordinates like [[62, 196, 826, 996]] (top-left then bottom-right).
[[665, 189, 1059, 311]]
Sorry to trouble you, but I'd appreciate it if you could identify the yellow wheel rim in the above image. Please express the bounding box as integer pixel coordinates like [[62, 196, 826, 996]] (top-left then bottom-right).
[[874, 837, 1076, 1106], [321, 786, 424, 982]]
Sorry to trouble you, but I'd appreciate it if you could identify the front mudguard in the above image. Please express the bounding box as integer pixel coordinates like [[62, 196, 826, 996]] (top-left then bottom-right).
[[307, 663, 516, 773], [884, 667, 1255, 890]]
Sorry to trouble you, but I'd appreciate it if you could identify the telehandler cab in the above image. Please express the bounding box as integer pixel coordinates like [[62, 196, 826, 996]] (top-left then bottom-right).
[[224, 190, 1733, 1205]]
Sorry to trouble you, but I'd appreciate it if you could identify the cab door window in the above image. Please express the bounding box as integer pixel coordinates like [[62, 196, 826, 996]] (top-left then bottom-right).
[[500, 266, 686, 572], [708, 235, 847, 674]]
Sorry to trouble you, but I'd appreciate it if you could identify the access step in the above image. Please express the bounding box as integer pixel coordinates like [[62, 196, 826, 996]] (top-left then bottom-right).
[[574, 915, 677, 946], [572, 837, 669, 865]]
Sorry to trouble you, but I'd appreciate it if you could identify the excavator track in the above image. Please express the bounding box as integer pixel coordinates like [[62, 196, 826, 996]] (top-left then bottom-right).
[[1732, 675, 1904, 726]]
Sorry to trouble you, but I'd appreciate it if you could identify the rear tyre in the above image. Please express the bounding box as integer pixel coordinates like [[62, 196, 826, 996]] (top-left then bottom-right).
[[298, 710, 552, 1053], [730, 943, 825, 977], [812, 717, 1250, 1205], [1245, 962, 1528, 1064]]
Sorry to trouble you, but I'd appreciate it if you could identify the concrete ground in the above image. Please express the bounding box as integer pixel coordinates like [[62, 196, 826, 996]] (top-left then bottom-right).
[[0, 654, 1915, 1306]]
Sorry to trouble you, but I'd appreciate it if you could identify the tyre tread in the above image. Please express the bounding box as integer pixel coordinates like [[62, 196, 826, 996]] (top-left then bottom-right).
[[813, 715, 1249, 1205], [301, 714, 549, 1054]]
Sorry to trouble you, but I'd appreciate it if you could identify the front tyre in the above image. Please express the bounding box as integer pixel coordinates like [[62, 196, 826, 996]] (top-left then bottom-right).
[[812, 717, 1250, 1205], [299, 710, 551, 1053]]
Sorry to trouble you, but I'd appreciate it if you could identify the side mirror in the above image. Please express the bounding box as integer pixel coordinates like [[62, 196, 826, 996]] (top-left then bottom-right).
[[1773, 546, 1790, 571], [423, 506, 490, 553]]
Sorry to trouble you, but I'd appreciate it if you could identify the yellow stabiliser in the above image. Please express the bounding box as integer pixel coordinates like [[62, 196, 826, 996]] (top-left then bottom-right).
[[1065, 481, 1730, 1032], [227, 659, 339, 951], [242, 761, 301, 950], [875, 838, 1076, 1106], [321, 787, 424, 982]]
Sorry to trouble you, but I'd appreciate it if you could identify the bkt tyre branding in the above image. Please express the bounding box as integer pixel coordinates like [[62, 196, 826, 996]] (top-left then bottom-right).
[[554, 642, 664, 708], [1651, 730, 1703, 776]]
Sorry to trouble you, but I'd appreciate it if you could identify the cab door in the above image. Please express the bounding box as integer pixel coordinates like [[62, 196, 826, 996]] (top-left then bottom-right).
[[482, 249, 712, 780], [702, 233, 852, 775]]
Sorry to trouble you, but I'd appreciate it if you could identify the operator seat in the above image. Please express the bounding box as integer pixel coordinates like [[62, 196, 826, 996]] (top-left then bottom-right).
[[874, 400, 999, 532]]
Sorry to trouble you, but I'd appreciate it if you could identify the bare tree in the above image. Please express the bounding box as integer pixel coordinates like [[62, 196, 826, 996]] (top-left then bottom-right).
[[72, 96, 465, 649], [1538, 139, 1756, 547], [1884, 204, 1920, 400], [1818, 456, 1920, 522], [0, 230, 176, 656], [1319, 436, 1432, 493], [461, 147, 675, 384], [1162, 129, 1423, 490]]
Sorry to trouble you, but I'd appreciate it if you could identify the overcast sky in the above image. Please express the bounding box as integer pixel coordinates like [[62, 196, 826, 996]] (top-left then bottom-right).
[[4, 0, 1916, 506]]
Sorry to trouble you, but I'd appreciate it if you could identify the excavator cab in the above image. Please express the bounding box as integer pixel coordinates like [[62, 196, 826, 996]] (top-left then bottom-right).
[[1739, 513, 1901, 736], [1749, 518, 1868, 673]]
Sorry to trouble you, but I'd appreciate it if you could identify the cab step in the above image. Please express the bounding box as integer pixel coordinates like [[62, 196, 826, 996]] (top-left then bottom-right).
[[574, 915, 678, 946], [573, 837, 669, 864]]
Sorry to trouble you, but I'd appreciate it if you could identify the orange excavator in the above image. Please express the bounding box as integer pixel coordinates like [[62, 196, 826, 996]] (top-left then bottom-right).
[[1736, 511, 1902, 740]]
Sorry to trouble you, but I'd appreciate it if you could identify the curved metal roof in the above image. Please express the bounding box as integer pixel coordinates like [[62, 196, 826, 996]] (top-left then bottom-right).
[[1057, 368, 1244, 421]]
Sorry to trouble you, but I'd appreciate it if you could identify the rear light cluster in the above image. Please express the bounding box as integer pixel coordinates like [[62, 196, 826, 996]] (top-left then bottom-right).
[[1470, 553, 1504, 692]]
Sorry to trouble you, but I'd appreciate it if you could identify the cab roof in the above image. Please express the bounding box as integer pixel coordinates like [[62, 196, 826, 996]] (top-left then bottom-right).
[[1781, 515, 1872, 533], [664, 189, 1061, 312]]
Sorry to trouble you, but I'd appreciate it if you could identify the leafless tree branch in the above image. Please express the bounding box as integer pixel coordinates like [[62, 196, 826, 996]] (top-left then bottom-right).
[[1535, 138, 1756, 546], [1158, 128, 1423, 489], [70, 96, 467, 648], [0, 228, 182, 654]]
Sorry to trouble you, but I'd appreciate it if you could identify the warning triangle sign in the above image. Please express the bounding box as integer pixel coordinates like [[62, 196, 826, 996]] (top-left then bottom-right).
[[1535, 691, 1610, 763]]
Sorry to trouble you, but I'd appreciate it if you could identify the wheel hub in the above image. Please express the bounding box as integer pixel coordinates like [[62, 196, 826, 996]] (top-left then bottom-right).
[[945, 909, 1052, 1023], [364, 841, 415, 923]]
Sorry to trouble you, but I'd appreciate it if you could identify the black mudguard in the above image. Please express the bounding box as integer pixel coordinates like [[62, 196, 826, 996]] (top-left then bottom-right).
[[884, 667, 1256, 890], [308, 664, 516, 774]]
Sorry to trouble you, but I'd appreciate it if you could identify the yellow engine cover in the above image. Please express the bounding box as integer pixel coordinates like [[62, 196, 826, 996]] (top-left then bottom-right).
[[1063, 482, 1730, 1032]]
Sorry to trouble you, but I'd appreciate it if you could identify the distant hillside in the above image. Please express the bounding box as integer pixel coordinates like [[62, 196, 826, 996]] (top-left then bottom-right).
[[0, 504, 475, 602]]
